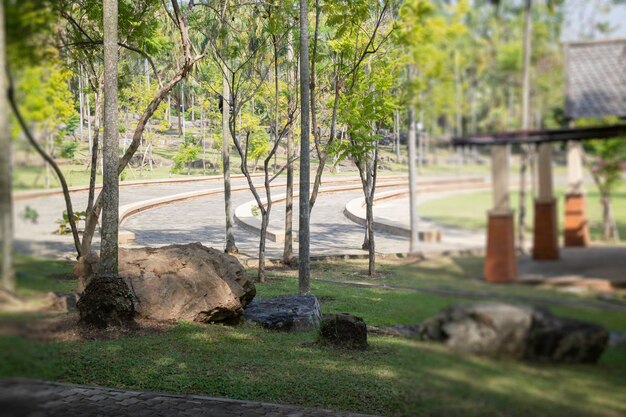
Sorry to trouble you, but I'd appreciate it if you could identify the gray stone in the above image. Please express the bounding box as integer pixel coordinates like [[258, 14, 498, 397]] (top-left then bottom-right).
[[420, 303, 609, 363], [319, 313, 368, 350], [243, 295, 321, 332]]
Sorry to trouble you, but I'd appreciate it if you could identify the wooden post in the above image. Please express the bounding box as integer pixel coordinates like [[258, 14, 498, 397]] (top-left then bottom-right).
[[485, 145, 517, 283]]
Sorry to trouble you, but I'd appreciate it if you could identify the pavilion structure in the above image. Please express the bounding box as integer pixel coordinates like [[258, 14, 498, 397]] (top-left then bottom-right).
[[452, 38, 626, 283]]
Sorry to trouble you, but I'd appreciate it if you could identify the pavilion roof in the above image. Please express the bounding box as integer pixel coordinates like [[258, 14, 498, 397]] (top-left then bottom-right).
[[565, 38, 626, 120]]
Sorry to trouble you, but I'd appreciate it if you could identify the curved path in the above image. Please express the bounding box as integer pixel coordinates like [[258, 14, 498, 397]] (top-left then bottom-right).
[[14, 173, 487, 260]]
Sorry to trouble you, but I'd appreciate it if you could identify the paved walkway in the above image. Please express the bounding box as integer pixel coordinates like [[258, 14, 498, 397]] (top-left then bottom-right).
[[0, 379, 382, 417], [14, 174, 484, 260]]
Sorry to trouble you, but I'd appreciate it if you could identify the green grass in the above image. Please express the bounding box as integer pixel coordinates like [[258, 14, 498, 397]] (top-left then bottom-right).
[[1, 257, 626, 417], [419, 184, 626, 241]]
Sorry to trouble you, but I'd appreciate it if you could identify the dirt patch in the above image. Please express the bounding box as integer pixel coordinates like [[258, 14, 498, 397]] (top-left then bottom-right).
[[0, 313, 174, 342]]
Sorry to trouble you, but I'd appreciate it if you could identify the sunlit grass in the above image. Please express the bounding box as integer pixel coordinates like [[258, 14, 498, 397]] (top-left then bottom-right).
[[1, 256, 626, 417], [419, 183, 626, 241]]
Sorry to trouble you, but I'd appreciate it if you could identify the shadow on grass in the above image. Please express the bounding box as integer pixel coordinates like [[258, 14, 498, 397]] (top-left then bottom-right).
[[1, 322, 625, 417]]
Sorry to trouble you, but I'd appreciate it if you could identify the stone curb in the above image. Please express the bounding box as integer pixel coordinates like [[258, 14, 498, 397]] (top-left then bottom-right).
[[233, 176, 487, 244], [13, 173, 265, 201], [343, 177, 489, 239]]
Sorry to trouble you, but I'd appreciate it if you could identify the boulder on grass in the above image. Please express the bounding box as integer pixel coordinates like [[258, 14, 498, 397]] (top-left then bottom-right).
[[76, 243, 256, 323], [319, 313, 368, 350], [420, 303, 609, 363], [244, 295, 320, 331]]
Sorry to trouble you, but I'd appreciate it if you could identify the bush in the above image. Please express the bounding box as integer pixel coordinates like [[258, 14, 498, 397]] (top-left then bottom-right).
[[59, 141, 79, 160], [172, 143, 202, 174]]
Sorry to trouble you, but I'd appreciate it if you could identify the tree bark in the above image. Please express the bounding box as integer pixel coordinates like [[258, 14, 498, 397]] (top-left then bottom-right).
[[86, 82, 103, 218], [518, 0, 533, 252], [99, 0, 120, 277], [298, 0, 311, 294], [78, 65, 85, 141], [394, 110, 400, 163], [407, 65, 419, 253], [0, 0, 15, 293], [222, 72, 238, 254], [283, 34, 295, 264]]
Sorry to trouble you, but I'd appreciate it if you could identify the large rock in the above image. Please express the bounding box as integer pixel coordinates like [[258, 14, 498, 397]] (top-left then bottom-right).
[[420, 303, 609, 363], [319, 313, 368, 350], [77, 243, 256, 323], [243, 295, 321, 331]]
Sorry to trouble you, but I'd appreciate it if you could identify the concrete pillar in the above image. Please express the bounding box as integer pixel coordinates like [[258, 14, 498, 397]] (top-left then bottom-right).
[[564, 141, 589, 246], [533, 143, 559, 260], [485, 145, 517, 283]]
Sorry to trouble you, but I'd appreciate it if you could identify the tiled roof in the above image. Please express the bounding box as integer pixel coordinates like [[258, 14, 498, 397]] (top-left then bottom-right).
[[565, 38, 626, 120]]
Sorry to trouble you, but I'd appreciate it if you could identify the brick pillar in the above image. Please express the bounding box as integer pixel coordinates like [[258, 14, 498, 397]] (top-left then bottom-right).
[[533, 143, 559, 260], [564, 193, 589, 246], [564, 141, 589, 247], [485, 146, 517, 283]]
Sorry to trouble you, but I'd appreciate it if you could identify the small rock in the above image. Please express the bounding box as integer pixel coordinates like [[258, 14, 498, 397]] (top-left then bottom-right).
[[244, 295, 321, 332], [319, 313, 368, 350]]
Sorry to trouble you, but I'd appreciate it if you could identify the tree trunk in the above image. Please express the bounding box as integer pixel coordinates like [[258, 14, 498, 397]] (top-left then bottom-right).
[[167, 95, 171, 128], [78, 65, 85, 142], [99, 0, 120, 278], [298, 0, 311, 295], [394, 110, 400, 163], [86, 76, 93, 158], [407, 66, 419, 253], [0, 0, 15, 294], [258, 210, 268, 283], [222, 72, 238, 254], [365, 193, 375, 276], [78, 0, 134, 328], [86, 83, 102, 219], [44, 134, 51, 189], [283, 34, 295, 264], [518, 0, 533, 252], [601, 193, 619, 242]]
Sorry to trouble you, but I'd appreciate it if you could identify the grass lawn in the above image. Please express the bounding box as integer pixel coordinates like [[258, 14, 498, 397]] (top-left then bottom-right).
[[1, 256, 626, 417], [419, 183, 626, 241]]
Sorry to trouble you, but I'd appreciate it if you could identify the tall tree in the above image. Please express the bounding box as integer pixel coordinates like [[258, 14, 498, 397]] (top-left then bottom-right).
[[99, 0, 120, 277], [283, 31, 296, 264], [298, 0, 311, 294], [518, 0, 533, 251], [0, 0, 15, 298], [77, 0, 134, 328], [406, 65, 419, 253], [222, 68, 238, 253]]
